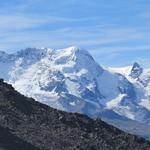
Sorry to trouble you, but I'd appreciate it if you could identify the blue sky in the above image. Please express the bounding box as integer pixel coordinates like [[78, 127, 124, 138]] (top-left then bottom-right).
[[0, 0, 150, 67]]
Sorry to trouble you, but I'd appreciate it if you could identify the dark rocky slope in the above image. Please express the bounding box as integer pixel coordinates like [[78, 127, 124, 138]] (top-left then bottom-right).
[[0, 125, 39, 150], [0, 79, 150, 150]]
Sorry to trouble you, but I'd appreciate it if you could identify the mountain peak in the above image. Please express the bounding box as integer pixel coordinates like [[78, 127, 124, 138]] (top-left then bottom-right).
[[54, 46, 95, 67], [57, 46, 89, 56], [130, 62, 143, 79], [65, 46, 79, 51], [133, 62, 141, 68]]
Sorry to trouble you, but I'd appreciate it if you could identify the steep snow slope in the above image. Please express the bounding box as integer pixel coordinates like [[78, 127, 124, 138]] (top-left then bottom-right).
[[107, 66, 132, 77]]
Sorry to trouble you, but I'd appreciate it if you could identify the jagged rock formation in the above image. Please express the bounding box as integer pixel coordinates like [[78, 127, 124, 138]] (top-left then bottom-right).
[[130, 62, 143, 79]]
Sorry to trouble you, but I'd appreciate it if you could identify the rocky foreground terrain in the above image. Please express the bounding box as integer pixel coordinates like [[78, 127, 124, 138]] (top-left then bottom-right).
[[0, 79, 150, 150]]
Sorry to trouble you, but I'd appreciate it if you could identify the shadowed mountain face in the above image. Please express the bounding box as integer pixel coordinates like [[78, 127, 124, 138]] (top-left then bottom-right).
[[0, 79, 150, 150], [130, 62, 143, 79]]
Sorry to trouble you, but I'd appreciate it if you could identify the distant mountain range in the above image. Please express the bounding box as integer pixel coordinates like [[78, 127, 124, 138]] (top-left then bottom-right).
[[1, 79, 150, 150], [1, 46, 150, 140]]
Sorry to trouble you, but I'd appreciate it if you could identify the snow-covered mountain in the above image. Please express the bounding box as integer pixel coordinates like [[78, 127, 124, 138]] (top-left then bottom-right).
[[1, 46, 150, 139], [109, 63, 150, 112]]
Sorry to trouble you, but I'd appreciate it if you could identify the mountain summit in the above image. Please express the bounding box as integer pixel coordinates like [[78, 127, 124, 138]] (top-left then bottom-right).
[[130, 62, 143, 79]]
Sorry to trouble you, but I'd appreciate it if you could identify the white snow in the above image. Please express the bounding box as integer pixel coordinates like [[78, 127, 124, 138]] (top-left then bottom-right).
[[106, 94, 127, 109], [139, 99, 150, 110], [107, 66, 132, 77]]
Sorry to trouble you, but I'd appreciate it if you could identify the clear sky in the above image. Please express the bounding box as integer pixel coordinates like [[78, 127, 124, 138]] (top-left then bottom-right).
[[0, 0, 150, 67]]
